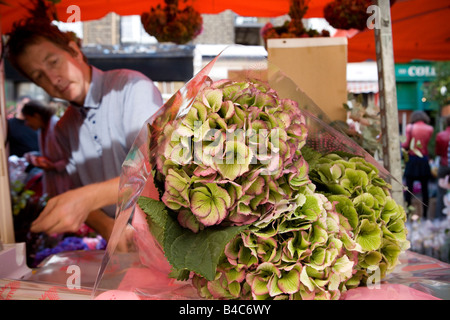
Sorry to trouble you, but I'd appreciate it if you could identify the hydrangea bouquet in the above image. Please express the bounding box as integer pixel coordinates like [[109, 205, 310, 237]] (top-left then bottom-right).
[[94, 47, 409, 300]]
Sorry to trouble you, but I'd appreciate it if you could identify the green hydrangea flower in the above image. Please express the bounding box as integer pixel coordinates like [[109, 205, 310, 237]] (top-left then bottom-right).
[[149, 79, 309, 231], [305, 151, 410, 285], [192, 186, 361, 300], [140, 78, 409, 301]]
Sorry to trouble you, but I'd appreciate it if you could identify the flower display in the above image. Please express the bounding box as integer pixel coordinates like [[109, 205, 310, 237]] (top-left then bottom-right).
[[34, 235, 106, 267], [261, 0, 330, 45], [192, 186, 360, 300], [305, 151, 410, 283], [149, 79, 309, 232], [323, 0, 372, 31], [137, 75, 410, 300], [141, 0, 203, 44], [323, 0, 397, 31]]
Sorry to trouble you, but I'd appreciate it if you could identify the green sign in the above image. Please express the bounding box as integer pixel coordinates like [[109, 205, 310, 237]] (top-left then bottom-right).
[[395, 63, 436, 81], [395, 63, 438, 111]]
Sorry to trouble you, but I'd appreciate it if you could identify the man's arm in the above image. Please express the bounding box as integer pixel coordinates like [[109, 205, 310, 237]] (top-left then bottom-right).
[[30, 176, 120, 235]]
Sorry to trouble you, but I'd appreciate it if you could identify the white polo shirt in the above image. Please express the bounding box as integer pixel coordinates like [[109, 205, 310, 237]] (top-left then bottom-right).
[[56, 66, 163, 217]]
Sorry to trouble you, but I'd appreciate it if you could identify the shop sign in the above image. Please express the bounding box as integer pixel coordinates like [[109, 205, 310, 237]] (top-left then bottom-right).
[[395, 64, 436, 80]]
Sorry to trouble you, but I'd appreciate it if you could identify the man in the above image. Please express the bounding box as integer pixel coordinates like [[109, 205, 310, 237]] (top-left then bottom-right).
[[6, 18, 163, 239]]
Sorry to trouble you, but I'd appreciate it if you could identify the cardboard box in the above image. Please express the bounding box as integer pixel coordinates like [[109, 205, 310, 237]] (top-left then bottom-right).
[[267, 37, 348, 122]]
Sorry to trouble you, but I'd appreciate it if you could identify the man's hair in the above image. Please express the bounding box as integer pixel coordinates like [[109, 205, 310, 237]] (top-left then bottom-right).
[[5, 17, 87, 78], [21, 99, 56, 123]]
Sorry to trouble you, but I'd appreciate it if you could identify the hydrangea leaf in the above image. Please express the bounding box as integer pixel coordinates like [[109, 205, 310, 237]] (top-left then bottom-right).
[[368, 185, 387, 205], [298, 194, 322, 221], [329, 195, 358, 230], [182, 103, 199, 129], [328, 273, 341, 291], [310, 224, 328, 248], [387, 218, 408, 239], [353, 193, 375, 208], [355, 219, 382, 251], [327, 184, 351, 196], [268, 276, 283, 297], [381, 238, 402, 270], [138, 196, 168, 245], [216, 141, 253, 180], [243, 176, 265, 196], [190, 183, 231, 226], [139, 197, 247, 281], [340, 231, 363, 252], [278, 268, 301, 294], [341, 168, 369, 192], [207, 277, 235, 299], [228, 281, 241, 298], [332, 255, 354, 275], [219, 100, 235, 120], [330, 163, 343, 181], [363, 251, 383, 267], [300, 266, 315, 292], [224, 267, 246, 283], [224, 235, 242, 262], [221, 83, 247, 100], [203, 88, 223, 112], [381, 198, 401, 223], [254, 92, 277, 109], [177, 209, 201, 233], [164, 215, 247, 281]]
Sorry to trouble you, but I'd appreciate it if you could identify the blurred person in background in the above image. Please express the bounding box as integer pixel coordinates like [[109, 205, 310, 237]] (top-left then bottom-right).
[[435, 115, 450, 220], [22, 99, 72, 198], [402, 110, 434, 219], [6, 95, 39, 158]]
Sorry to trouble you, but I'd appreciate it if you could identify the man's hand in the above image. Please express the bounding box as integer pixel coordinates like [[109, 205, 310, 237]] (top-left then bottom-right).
[[30, 177, 120, 234], [30, 188, 93, 234], [85, 209, 130, 252]]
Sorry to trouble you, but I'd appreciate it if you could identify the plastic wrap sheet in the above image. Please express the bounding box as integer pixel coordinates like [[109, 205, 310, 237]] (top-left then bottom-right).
[[343, 250, 449, 300], [6, 45, 419, 300], [86, 45, 416, 300], [1, 249, 448, 300], [0, 250, 105, 300], [1, 46, 445, 300]]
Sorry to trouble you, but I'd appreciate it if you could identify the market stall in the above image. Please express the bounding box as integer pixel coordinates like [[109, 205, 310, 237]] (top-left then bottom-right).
[[1, 0, 449, 302]]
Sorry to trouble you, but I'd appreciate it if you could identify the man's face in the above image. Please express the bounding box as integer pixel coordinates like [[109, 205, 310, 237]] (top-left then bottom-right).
[[16, 39, 90, 105]]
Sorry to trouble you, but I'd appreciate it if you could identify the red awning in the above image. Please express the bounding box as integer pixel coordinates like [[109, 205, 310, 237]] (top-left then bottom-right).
[[0, 0, 449, 63], [0, 0, 330, 34], [347, 0, 450, 63]]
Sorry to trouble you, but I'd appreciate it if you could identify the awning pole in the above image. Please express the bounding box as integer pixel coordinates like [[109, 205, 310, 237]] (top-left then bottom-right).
[[375, 0, 404, 206]]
